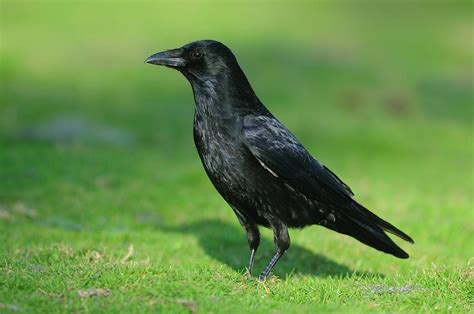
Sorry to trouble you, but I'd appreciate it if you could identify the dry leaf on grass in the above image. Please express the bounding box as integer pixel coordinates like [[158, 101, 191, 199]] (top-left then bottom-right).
[[121, 244, 134, 262]]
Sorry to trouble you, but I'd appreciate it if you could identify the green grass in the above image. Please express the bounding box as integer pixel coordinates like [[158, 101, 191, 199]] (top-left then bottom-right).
[[1, 1, 473, 313]]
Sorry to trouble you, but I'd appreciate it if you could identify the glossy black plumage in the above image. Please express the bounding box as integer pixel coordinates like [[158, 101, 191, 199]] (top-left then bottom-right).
[[145, 40, 414, 280]]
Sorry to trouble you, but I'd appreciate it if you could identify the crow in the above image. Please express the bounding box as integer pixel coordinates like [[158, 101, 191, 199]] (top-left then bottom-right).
[[145, 40, 414, 280]]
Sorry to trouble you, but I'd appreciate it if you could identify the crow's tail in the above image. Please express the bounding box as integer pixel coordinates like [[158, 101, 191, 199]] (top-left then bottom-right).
[[327, 202, 414, 259]]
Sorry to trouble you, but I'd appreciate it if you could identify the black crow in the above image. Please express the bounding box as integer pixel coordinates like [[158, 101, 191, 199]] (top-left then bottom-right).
[[145, 40, 414, 280]]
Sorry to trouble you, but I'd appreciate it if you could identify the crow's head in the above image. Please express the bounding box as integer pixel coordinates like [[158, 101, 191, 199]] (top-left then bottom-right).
[[145, 40, 238, 82], [146, 40, 259, 106]]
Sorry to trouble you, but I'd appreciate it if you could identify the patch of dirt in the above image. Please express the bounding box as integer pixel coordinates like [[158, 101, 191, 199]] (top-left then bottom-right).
[[176, 299, 198, 313], [382, 93, 412, 116], [338, 90, 366, 112], [134, 212, 163, 226], [0, 202, 38, 222], [0, 303, 20, 312], [77, 288, 110, 298], [365, 284, 424, 294]]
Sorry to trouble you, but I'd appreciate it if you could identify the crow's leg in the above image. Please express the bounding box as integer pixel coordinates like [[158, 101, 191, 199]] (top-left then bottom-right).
[[232, 207, 261, 275], [243, 222, 260, 274], [259, 221, 290, 281]]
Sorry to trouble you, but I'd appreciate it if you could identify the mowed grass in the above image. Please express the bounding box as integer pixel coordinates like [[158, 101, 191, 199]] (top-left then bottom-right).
[[0, 1, 473, 313]]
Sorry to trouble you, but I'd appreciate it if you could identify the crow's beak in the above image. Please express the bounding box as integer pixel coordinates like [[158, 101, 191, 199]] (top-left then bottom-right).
[[145, 48, 186, 68]]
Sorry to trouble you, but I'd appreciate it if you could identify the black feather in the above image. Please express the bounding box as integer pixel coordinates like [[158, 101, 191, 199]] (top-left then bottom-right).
[[328, 215, 410, 259]]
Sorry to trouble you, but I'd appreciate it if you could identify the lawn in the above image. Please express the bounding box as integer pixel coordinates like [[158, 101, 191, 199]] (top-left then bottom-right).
[[0, 1, 473, 313]]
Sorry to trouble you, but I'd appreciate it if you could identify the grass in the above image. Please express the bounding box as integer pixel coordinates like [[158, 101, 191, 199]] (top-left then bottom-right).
[[0, 1, 473, 313]]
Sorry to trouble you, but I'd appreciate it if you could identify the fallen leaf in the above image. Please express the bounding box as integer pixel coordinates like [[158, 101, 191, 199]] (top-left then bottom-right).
[[121, 244, 134, 262]]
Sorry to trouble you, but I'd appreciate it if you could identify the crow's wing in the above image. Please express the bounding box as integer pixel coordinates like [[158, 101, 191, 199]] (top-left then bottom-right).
[[242, 115, 354, 204], [242, 114, 414, 244]]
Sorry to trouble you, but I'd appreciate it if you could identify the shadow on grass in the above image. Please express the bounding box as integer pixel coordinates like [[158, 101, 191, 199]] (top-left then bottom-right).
[[160, 219, 383, 279]]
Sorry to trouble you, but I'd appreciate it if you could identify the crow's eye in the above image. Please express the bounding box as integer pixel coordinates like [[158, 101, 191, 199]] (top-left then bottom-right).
[[193, 52, 203, 59]]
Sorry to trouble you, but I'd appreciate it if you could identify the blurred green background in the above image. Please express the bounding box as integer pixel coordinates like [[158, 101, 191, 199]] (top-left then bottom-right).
[[1, 1, 472, 312]]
